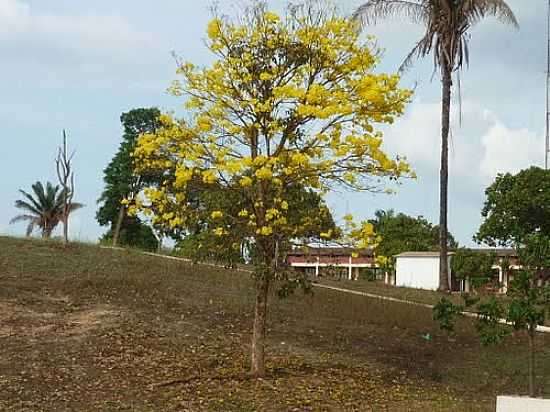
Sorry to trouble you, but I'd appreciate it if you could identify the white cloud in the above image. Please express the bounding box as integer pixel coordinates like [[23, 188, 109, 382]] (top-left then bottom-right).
[[0, 0, 157, 65], [384, 99, 543, 190], [0, 0, 27, 24], [480, 121, 543, 180], [382, 100, 442, 169], [357, 97, 544, 245]]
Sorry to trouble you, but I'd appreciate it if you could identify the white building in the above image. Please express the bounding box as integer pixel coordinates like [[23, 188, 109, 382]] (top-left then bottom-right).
[[394, 251, 454, 291]]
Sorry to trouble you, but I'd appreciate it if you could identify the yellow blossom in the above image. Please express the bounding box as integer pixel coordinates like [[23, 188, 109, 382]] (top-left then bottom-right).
[[257, 226, 273, 236], [213, 227, 227, 236], [264, 12, 280, 23], [240, 176, 253, 187], [197, 115, 213, 132], [211, 211, 223, 219], [202, 170, 217, 184], [255, 167, 273, 180], [207, 19, 222, 40], [259, 72, 273, 81]]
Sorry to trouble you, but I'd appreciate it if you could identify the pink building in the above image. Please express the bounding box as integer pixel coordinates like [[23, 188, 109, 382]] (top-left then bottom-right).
[[286, 247, 377, 280]]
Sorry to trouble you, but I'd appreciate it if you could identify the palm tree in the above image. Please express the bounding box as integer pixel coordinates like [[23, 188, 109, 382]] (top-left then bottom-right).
[[354, 0, 517, 291], [10, 181, 84, 239]]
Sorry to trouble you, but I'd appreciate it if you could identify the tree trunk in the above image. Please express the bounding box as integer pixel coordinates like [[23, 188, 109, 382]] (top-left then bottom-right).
[[62, 208, 69, 244], [439, 64, 452, 292], [43, 227, 52, 239], [528, 327, 536, 397], [112, 206, 125, 247], [157, 235, 163, 254], [250, 277, 269, 378]]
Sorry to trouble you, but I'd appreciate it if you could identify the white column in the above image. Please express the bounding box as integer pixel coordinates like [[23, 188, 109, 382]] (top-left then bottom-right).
[[315, 257, 319, 276], [348, 256, 353, 280]]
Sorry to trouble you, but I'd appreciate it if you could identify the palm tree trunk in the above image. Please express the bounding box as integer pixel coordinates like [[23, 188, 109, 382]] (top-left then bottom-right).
[[250, 277, 269, 378], [439, 64, 452, 292], [112, 206, 125, 247], [43, 227, 53, 239]]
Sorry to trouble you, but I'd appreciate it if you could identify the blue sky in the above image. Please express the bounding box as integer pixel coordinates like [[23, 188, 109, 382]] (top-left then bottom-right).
[[0, 0, 545, 245]]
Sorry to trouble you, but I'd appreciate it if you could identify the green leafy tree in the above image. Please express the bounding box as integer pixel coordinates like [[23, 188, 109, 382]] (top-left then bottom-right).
[[476, 167, 550, 247], [451, 248, 495, 291], [97, 108, 161, 249], [176, 180, 338, 265], [99, 220, 159, 252], [354, 0, 518, 291], [370, 209, 457, 267], [10, 181, 83, 238], [174, 176, 251, 265]]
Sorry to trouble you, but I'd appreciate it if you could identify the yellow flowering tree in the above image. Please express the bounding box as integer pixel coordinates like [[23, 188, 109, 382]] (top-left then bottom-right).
[[131, 3, 412, 377]]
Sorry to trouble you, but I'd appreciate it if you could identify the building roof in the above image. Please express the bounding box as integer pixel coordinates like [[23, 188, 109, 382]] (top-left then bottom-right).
[[468, 248, 517, 257], [394, 251, 455, 258], [288, 247, 374, 257], [395, 248, 517, 259]]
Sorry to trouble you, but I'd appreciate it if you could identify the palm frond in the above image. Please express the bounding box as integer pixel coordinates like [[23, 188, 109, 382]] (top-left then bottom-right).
[[399, 35, 429, 72], [464, 0, 519, 28], [45, 182, 61, 208], [25, 221, 37, 237], [17, 189, 44, 214], [10, 214, 40, 236], [9, 214, 39, 225], [30, 181, 57, 214], [68, 202, 85, 213], [14, 199, 42, 216], [30, 181, 48, 208], [353, 0, 427, 27]]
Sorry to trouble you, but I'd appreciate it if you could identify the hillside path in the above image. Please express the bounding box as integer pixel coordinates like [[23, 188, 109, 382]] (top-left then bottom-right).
[[109, 247, 550, 334]]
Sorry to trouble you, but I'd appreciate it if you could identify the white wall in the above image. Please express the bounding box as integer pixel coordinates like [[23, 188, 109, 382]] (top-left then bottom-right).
[[395, 257, 441, 291], [497, 396, 550, 411]]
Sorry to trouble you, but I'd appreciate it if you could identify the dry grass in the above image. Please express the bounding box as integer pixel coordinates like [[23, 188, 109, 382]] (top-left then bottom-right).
[[1, 236, 549, 411]]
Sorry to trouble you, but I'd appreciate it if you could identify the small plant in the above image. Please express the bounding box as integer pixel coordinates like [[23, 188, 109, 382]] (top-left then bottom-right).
[[433, 297, 462, 333], [475, 297, 508, 345], [434, 234, 550, 397]]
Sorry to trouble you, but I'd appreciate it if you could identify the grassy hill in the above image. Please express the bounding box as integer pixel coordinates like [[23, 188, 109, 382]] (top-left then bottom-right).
[[1, 236, 549, 411]]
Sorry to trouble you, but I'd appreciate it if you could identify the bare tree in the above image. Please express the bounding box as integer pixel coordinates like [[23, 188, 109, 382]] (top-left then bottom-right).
[[56, 130, 75, 244]]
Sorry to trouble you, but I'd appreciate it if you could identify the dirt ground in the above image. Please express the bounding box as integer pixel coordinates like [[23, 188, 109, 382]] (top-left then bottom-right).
[[1, 237, 547, 411]]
